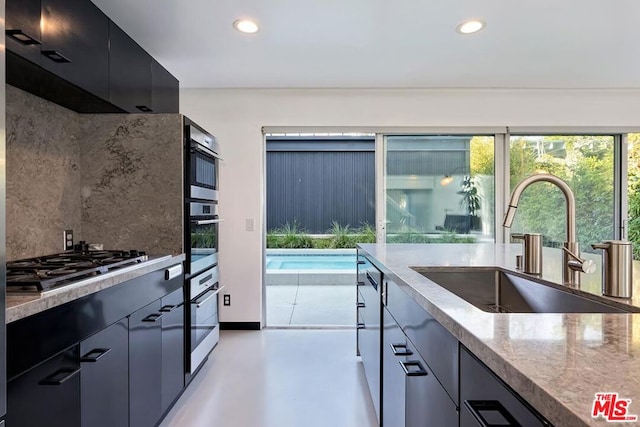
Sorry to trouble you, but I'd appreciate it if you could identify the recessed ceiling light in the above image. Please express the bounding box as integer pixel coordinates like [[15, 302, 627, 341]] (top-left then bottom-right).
[[456, 20, 485, 35], [233, 19, 259, 34]]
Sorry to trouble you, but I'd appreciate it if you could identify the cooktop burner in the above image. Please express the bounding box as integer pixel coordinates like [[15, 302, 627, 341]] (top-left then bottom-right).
[[6, 249, 148, 293]]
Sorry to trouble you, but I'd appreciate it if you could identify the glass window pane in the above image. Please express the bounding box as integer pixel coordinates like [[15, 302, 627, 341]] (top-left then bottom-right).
[[384, 135, 495, 243], [508, 135, 614, 251], [628, 133, 640, 259]]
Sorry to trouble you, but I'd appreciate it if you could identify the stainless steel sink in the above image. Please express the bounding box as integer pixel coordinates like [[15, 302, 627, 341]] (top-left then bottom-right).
[[412, 267, 639, 313]]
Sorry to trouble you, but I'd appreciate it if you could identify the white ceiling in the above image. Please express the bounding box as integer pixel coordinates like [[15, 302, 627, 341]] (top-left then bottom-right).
[[92, 0, 640, 89]]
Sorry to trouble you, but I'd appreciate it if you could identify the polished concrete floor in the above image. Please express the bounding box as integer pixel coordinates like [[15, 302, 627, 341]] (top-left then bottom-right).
[[160, 329, 378, 427], [266, 285, 355, 326]]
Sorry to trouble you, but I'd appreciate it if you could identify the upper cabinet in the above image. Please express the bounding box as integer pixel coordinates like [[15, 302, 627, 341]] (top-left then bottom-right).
[[151, 59, 180, 114], [6, 0, 42, 65], [41, 0, 110, 101], [6, 0, 179, 114], [109, 21, 153, 113]]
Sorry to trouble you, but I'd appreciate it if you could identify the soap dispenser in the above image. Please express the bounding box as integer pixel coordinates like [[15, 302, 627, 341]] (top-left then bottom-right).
[[591, 240, 633, 299]]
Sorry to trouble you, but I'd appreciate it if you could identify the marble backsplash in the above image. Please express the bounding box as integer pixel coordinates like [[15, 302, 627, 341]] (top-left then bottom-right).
[[6, 85, 184, 260], [80, 114, 183, 255], [6, 85, 82, 260]]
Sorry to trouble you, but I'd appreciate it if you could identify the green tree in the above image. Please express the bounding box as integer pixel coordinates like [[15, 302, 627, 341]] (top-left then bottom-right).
[[627, 134, 640, 258], [508, 135, 614, 251]]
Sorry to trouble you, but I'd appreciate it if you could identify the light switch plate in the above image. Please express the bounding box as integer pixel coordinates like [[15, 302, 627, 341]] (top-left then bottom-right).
[[245, 218, 254, 232]]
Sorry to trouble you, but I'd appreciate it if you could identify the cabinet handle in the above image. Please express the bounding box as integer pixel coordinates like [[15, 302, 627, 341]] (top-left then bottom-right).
[[142, 312, 164, 322], [39, 367, 81, 385], [41, 50, 72, 63], [357, 260, 366, 265], [136, 105, 153, 113], [80, 348, 112, 363], [366, 272, 378, 289], [357, 323, 365, 329], [160, 303, 184, 312], [464, 400, 521, 427], [356, 281, 365, 287], [390, 343, 413, 356], [6, 29, 42, 45], [400, 360, 428, 376], [357, 302, 366, 308]]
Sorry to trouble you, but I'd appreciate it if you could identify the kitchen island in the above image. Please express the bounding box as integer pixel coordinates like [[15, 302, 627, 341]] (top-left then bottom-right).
[[358, 243, 640, 426]]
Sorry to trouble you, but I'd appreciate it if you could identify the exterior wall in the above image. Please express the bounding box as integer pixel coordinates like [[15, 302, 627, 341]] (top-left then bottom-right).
[[267, 150, 375, 234], [179, 87, 640, 325]]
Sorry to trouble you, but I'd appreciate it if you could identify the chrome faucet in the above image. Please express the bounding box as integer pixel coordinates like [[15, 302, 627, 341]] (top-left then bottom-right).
[[503, 173, 594, 285]]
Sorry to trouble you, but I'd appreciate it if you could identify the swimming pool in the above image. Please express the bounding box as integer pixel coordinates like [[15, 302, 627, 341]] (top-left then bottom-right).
[[266, 254, 356, 271]]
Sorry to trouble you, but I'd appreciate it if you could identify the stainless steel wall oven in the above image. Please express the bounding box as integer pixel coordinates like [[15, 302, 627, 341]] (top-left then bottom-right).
[[188, 202, 220, 276], [186, 121, 220, 202], [183, 117, 222, 380], [188, 266, 223, 374]]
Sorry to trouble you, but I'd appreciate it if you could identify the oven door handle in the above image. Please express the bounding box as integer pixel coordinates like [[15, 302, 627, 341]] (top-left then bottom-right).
[[191, 219, 224, 226], [193, 286, 225, 308], [191, 143, 223, 161]]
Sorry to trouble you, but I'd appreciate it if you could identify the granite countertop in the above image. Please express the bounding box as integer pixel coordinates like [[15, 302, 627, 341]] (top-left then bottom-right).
[[6, 254, 186, 324], [358, 243, 640, 427]]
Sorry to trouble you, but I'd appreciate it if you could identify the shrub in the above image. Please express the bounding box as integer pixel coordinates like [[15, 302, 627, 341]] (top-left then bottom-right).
[[268, 221, 314, 248]]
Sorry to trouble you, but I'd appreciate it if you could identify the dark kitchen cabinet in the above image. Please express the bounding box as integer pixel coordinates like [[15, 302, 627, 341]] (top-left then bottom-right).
[[109, 21, 153, 113], [40, 0, 110, 100], [129, 300, 163, 427], [7, 345, 81, 427], [356, 253, 382, 422], [152, 59, 180, 113], [161, 287, 185, 413], [460, 346, 550, 427], [383, 307, 458, 427], [382, 308, 407, 427], [6, 0, 42, 65], [80, 319, 129, 427], [385, 273, 458, 404], [7, 0, 179, 113]]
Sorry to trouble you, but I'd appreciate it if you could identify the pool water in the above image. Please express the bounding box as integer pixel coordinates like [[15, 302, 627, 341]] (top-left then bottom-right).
[[266, 254, 356, 270]]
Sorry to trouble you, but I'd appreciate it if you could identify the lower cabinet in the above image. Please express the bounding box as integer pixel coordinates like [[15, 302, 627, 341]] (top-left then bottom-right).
[[360, 254, 553, 427], [460, 346, 551, 427], [80, 319, 129, 427], [7, 346, 81, 427], [6, 265, 187, 427], [357, 254, 382, 422], [129, 300, 163, 427], [161, 287, 185, 413], [382, 309, 458, 427]]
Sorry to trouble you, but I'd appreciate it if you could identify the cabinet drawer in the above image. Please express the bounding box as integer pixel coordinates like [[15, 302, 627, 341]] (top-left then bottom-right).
[[357, 253, 381, 292], [386, 278, 458, 404], [80, 319, 129, 427], [404, 339, 458, 427], [460, 346, 551, 427], [7, 345, 81, 427]]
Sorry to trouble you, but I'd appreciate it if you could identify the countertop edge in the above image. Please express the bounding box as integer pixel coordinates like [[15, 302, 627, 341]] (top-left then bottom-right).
[[6, 254, 186, 324]]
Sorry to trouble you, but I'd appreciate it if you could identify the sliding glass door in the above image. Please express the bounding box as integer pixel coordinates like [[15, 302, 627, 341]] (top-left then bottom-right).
[[381, 134, 496, 243]]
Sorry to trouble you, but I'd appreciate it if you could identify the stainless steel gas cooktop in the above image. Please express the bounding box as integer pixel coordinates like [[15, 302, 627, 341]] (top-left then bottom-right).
[[6, 249, 148, 293]]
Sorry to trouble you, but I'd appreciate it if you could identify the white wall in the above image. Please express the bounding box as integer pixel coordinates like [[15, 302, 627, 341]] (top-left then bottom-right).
[[179, 88, 640, 324]]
